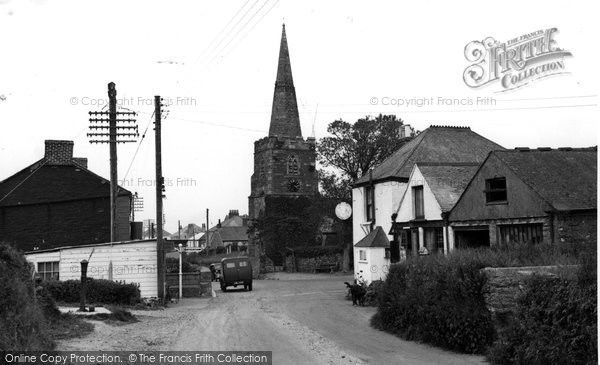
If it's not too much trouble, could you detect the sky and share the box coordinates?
[0,0,598,233]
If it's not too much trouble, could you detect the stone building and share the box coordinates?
[248,25,318,264]
[248,24,318,221]
[449,147,597,246]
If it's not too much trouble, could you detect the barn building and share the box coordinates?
[449,147,597,247]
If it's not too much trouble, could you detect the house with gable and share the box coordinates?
[449,147,597,247]
[199,209,250,254]
[351,125,504,263]
[390,162,480,257]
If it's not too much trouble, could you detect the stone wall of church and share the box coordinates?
[249,135,318,221]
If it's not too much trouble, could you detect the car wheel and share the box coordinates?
[248,283,252,291]
[221,286,226,292]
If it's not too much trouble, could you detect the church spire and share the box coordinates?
[269,24,303,138]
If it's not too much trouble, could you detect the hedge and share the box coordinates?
[0,243,53,350]
[43,278,141,305]
[371,252,495,354]
[487,259,597,365]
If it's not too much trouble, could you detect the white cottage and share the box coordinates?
[26,239,160,298]
[390,163,479,256]
[351,126,503,275]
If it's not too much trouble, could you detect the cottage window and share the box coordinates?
[413,186,424,219]
[287,155,299,175]
[37,261,59,280]
[384,248,390,259]
[359,250,367,261]
[365,186,375,222]
[485,177,507,203]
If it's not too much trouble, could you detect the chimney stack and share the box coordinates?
[72,157,88,168]
[44,140,74,165]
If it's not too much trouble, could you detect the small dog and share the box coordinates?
[344,281,366,306]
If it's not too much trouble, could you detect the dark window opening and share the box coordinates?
[365,186,375,222]
[435,227,444,252]
[413,186,424,219]
[485,177,507,203]
[455,228,490,249]
[287,155,299,175]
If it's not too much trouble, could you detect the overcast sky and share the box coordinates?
[0,0,598,233]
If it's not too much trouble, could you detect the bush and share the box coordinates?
[371,252,496,354]
[43,278,141,305]
[364,280,384,306]
[487,250,597,365]
[0,243,53,350]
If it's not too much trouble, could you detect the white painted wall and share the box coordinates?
[353,246,389,284]
[395,166,443,223]
[352,181,406,283]
[26,240,159,298]
[352,182,407,244]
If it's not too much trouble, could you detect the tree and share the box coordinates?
[317,114,414,271]
[317,114,413,199]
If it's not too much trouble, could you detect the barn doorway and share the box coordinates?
[454,227,490,248]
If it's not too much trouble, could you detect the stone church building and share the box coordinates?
[248,25,318,263]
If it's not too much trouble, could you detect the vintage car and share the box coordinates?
[219,257,252,291]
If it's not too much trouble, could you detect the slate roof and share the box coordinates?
[493,148,597,211]
[417,163,480,212]
[0,158,130,207]
[355,126,504,186]
[269,24,303,138]
[218,226,249,241]
[354,226,390,248]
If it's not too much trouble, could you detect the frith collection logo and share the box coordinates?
[463,28,572,91]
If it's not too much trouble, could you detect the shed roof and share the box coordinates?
[354,226,390,248]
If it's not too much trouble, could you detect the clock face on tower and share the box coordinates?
[287,178,300,192]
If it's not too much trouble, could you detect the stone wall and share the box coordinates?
[481,265,579,314]
[285,253,343,273]
[554,211,597,244]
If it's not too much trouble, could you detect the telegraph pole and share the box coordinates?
[87,82,138,241]
[108,83,118,242]
[206,209,210,251]
[155,95,166,300]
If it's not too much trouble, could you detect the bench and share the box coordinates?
[315,264,337,273]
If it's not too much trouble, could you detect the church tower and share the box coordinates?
[249,24,318,223]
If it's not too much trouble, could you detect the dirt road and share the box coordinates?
[59,273,486,365]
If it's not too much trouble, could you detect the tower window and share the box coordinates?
[287,155,299,175]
